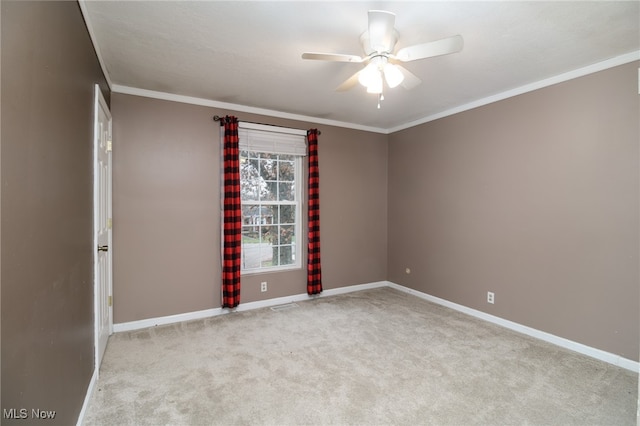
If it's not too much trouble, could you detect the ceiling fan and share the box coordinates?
[302,10,463,106]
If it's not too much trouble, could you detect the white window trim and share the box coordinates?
[239,124,305,275]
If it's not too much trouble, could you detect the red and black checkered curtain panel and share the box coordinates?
[307,129,322,295]
[221,116,241,308]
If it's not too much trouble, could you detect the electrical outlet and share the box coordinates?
[487,291,495,304]
[261,282,267,292]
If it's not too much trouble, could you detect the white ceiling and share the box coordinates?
[81,1,639,133]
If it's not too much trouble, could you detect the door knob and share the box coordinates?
[97,245,109,252]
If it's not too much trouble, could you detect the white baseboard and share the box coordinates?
[76,368,98,426]
[112,280,638,373]
[386,281,639,373]
[113,281,389,333]
[234,280,388,312]
[113,307,224,333]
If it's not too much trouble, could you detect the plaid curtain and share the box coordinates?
[307,129,322,295]
[221,116,241,308]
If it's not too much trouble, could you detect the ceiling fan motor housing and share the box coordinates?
[359,30,399,57]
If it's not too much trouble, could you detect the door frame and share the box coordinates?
[93,84,113,372]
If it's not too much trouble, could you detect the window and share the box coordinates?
[238,124,306,273]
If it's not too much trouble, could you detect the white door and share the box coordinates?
[93,84,113,371]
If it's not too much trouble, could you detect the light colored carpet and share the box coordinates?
[84,287,638,425]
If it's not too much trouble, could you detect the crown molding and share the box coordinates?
[107,50,639,136]
[388,50,640,133]
[111,85,389,134]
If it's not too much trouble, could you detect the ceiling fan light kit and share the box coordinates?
[302,9,464,107]
[360,65,383,93]
[357,58,384,93]
[382,63,404,88]
[358,56,405,94]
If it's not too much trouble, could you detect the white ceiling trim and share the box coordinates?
[81,2,639,133]
[111,85,389,134]
[78,0,112,89]
[114,50,639,136]
[387,50,640,134]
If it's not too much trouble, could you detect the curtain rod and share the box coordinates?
[213,115,321,135]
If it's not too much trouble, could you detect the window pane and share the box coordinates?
[279,245,295,266]
[260,205,276,225]
[278,160,295,181]
[263,181,277,201]
[242,204,260,219]
[242,226,259,243]
[260,158,277,180]
[259,226,274,267]
[279,182,294,201]
[280,225,294,244]
[279,205,295,224]
[240,156,261,201]
[260,225,274,243]
[242,227,261,269]
[266,246,279,268]
[241,183,259,202]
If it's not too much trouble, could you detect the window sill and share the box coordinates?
[241,265,302,276]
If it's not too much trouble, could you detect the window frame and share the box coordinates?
[238,123,306,275]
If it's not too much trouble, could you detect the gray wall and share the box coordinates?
[1,1,110,424]
[388,62,639,360]
[113,63,638,361]
[1,2,636,422]
[111,93,388,323]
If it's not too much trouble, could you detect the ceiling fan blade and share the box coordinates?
[397,65,422,90]
[335,70,362,92]
[395,35,463,62]
[302,52,364,63]
[368,10,395,52]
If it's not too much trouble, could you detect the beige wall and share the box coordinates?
[113,63,638,361]
[1,1,110,424]
[1,2,636,421]
[111,94,388,323]
[388,62,639,360]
